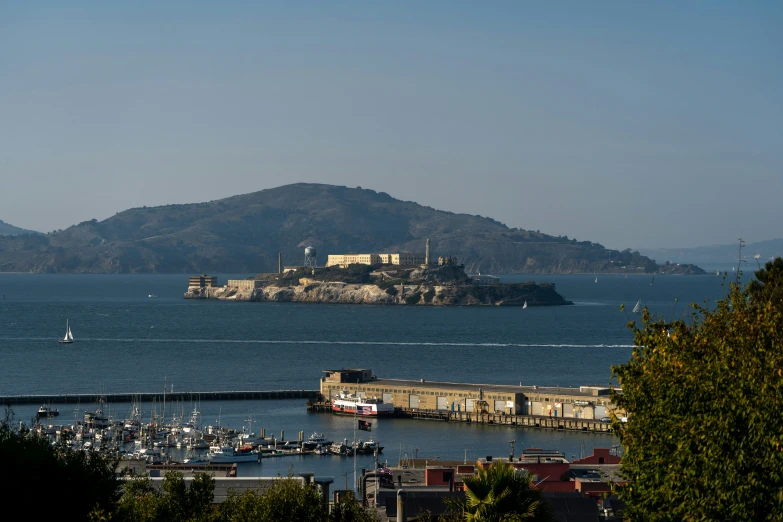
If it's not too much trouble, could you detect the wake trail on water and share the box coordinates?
[0,337,634,348]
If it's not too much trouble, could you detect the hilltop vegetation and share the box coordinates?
[0,219,39,236]
[0,183,704,274]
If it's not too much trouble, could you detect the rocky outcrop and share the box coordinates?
[184,280,573,307]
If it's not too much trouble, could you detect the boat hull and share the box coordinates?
[207,453,259,463]
[331,405,393,416]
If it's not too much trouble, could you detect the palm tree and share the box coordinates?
[448,460,556,522]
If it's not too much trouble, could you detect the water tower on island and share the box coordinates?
[304,246,317,268]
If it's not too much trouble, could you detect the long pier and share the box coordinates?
[307,401,614,434]
[0,390,319,406]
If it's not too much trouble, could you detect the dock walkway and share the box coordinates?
[0,390,319,406]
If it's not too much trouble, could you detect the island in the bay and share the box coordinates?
[185,242,572,307]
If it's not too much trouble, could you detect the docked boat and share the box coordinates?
[206,443,259,463]
[37,404,59,418]
[329,440,354,456]
[313,445,331,455]
[331,391,394,416]
[58,319,74,344]
[301,432,332,451]
[354,439,383,455]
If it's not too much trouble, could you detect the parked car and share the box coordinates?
[600,417,612,422]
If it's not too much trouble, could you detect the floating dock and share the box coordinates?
[0,389,318,406]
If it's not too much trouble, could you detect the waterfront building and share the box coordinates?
[188,274,219,288]
[226,279,263,290]
[320,369,619,420]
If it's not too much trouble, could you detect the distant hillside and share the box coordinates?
[639,239,783,266]
[0,183,705,274]
[0,219,38,236]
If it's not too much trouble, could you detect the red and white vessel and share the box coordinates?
[331,391,394,416]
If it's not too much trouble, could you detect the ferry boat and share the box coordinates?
[331,391,394,416]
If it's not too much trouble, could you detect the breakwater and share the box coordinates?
[0,389,318,406]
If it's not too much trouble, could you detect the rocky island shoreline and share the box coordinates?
[184,264,573,307]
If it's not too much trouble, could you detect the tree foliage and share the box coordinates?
[113,473,378,522]
[0,411,121,521]
[611,258,783,520]
[447,460,555,521]
[114,472,216,522]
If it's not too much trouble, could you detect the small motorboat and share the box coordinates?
[37,405,60,418]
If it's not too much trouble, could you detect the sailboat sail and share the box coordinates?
[594,277,598,283]
[522,301,528,309]
[59,319,74,343]
[632,299,642,313]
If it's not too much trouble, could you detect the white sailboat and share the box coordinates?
[59,320,74,344]
[632,299,642,314]
[594,277,598,283]
[522,301,528,309]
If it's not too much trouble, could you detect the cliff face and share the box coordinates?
[184,280,572,307]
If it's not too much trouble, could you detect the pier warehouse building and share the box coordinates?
[320,369,619,420]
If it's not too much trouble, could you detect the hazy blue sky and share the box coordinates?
[1,1,781,249]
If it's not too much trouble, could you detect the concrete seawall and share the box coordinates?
[0,389,319,406]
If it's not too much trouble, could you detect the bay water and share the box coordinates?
[0,271,736,478]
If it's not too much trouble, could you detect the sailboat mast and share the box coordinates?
[162,376,166,427]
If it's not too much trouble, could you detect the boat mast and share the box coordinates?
[162,376,166,427]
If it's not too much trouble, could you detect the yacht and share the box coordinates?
[301,432,332,451]
[206,443,259,463]
[354,439,383,455]
[331,391,394,416]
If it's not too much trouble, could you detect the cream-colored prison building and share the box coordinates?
[326,253,426,268]
[320,369,621,420]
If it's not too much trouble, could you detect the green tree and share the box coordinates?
[447,460,555,521]
[216,477,324,522]
[216,477,379,522]
[115,471,216,522]
[0,412,121,521]
[611,258,783,520]
[327,492,380,522]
